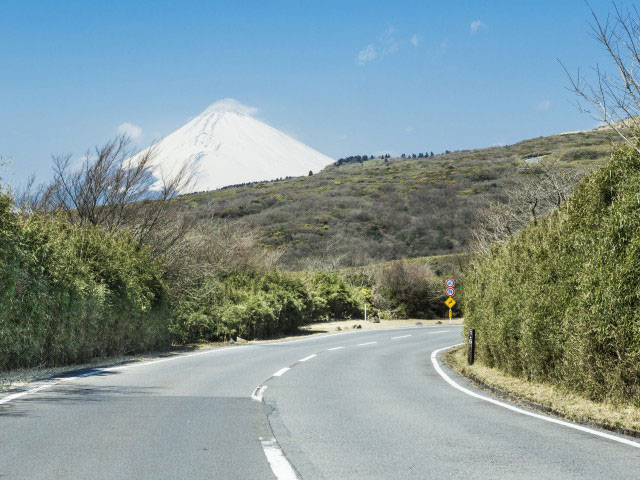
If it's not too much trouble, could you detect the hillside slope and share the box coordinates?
[178,128,619,268]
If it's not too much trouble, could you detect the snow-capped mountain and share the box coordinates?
[137,102,334,192]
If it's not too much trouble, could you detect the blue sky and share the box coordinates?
[0,0,615,185]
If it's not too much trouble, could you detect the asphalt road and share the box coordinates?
[1,325,639,479]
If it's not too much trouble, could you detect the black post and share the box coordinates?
[467,328,475,365]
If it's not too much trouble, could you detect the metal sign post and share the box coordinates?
[444,279,456,324]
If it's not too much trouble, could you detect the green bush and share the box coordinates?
[303,271,364,321]
[0,198,168,370]
[464,145,640,404]
[170,271,312,342]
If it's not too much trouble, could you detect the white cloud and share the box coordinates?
[117,122,143,139]
[337,133,348,140]
[405,126,415,134]
[410,34,421,47]
[206,98,259,116]
[357,44,377,65]
[356,26,400,65]
[536,99,551,111]
[379,26,399,55]
[470,20,487,34]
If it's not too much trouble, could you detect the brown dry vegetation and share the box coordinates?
[177,129,618,269]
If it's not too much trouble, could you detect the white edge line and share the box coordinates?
[429,331,450,334]
[260,437,300,480]
[272,367,290,377]
[357,341,378,346]
[0,384,53,405]
[391,335,412,339]
[298,354,317,362]
[431,344,640,450]
[252,385,268,402]
[328,346,344,351]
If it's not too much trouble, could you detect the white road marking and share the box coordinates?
[0,384,53,405]
[431,344,640,450]
[429,331,450,334]
[327,347,344,351]
[392,335,412,339]
[260,437,299,480]
[298,354,316,362]
[272,367,290,377]
[0,325,464,406]
[358,341,378,346]
[251,385,267,402]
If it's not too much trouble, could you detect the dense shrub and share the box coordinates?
[303,271,365,321]
[373,260,443,318]
[0,197,168,370]
[169,270,370,343]
[464,145,640,404]
[170,271,310,342]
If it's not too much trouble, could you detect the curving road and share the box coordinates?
[1,326,639,479]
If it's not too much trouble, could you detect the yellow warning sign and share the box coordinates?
[445,297,456,308]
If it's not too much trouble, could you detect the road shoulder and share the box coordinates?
[444,345,640,438]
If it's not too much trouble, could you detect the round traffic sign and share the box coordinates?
[446,287,455,297]
[446,279,455,288]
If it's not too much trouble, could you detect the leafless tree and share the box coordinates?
[162,218,285,295]
[471,160,588,252]
[562,2,640,151]
[18,135,195,254]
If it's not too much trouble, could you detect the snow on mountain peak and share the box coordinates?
[135,101,334,193]
[203,98,259,116]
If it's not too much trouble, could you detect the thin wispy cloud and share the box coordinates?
[410,34,421,47]
[405,126,415,134]
[470,20,487,34]
[117,122,143,139]
[536,99,551,111]
[356,26,400,65]
[379,26,399,55]
[357,44,377,65]
[206,98,258,116]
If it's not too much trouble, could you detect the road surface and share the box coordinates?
[1,326,639,479]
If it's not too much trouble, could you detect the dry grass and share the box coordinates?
[446,346,640,434]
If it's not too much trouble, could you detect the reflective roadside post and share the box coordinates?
[468,328,475,365]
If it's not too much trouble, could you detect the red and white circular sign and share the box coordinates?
[446,279,455,288]
[446,287,455,297]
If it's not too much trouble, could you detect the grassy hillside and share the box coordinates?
[178,128,619,269]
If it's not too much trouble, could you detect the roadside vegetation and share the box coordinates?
[0,138,451,371]
[462,3,640,410]
[464,143,640,405]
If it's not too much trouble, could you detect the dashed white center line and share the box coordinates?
[298,354,317,362]
[392,334,412,339]
[251,385,268,402]
[272,367,290,377]
[328,347,344,351]
[358,341,378,346]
